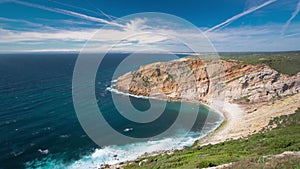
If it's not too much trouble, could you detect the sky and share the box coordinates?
[0,0,300,53]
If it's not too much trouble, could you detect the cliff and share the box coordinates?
[113,57,300,104]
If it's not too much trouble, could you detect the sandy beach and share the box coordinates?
[200,93,300,146]
[108,93,300,168]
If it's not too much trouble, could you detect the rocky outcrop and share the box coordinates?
[112,57,300,104]
[227,66,300,103]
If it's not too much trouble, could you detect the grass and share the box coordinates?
[219,51,300,76]
[125,108,300,169]
[227,155,300,169]
[241,96,250,103]
[187,51,300,76]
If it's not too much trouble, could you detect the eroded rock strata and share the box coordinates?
[113,57,300,104]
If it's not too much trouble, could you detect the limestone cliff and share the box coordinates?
[112,57,300,104]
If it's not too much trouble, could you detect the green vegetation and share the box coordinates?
[125,108,300,169]
[142,76,150,87]
[226,155,300,169]
[164,74,175,84]
[242,96,250,103]
[220,51,300,76]
[187,51,300,76]
[134,72,142,78]
[234,95,251,104]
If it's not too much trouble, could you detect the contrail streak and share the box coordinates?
[282,0,300,35]
[10,0,124,28]
[205,0,277,33]
[47,0,118,21]
[83,0,113,21]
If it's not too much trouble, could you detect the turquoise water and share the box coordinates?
[0,53,222,169]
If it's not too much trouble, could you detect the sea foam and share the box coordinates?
[26,123,221,169]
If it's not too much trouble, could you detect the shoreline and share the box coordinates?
[107,87,300,168]
[199,93,300,146]
[198,101,243,146]
[106,87,228,166]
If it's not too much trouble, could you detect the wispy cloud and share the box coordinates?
[1,21,300,53]
[0,28,97,43]
[1,1,300,53]
[0,17,57,31]
[206,23,300,52]
[281,0,300,35]
[9,0,124,28]
[0,18,166,45]
[205,0,277,33]
[0,17,43,27]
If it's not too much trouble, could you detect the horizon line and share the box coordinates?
[0,50,300,55]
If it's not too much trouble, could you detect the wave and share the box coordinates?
[26,133,200,169]
[25,85,224,169]
[38,149,49,155]
[26,120,222,169]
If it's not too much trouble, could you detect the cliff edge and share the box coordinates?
[112,57,300,104]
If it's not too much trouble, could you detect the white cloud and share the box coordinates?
[10,0,124,28]
[1,16,300,53]
[0,28,97,42]
[123,18,149,32]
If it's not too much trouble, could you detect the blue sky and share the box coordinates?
[0,0,300,52]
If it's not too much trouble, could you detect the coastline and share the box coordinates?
[107,86,300,168]
[105,87,226,167]
[199,101,243,146]
[199,93,300,146]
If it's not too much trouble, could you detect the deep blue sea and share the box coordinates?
[0,53,222,169]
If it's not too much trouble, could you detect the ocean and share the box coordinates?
[0,53,223,169]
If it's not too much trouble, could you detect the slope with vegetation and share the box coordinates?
[109,52,300,169]
[219,51,300,76]
[125,108,300,169]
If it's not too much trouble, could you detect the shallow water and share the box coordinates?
[0,53,222,169]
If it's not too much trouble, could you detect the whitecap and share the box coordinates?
[123,128,133,132]
[59,134,70,138]
[26,126,222,169]
[38,149,49,155]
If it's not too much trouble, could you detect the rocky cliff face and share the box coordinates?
[113,57,300,104]
[226,66,300,103]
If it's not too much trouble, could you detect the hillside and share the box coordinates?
[124,108,300,169]
[108,53,300,169]
[112,56,300,104]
